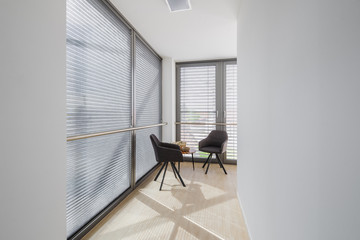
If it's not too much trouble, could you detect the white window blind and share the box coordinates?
[135,37,162,181]
[177,61,237,162]
[66,133,131,237]
[225,64,238,160]
[67,0,132,137]
[66,0,132,237]
[135,127,161,181]
[178,65,217,158]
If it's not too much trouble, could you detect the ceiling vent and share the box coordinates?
[166,0,192,12]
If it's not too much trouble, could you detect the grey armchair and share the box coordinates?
[199,130,228,174]
[150,134,186,190]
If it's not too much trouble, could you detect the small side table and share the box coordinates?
[179,148,196,171]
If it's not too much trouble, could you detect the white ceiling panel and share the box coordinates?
[110,0,238,61]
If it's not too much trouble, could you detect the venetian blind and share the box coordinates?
[66,0,131,237]
[135,37,162,181]
[178,65,217,158]
[225,64,238,160]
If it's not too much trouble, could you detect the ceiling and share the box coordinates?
[110,0,238,62]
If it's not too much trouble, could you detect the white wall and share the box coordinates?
[237,0,360,239]
[162,57,176,142]
[0,1,66,240]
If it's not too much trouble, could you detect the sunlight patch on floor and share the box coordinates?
[84,162,250,240]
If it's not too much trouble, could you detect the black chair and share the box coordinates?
[199,130,228,174]
[150,134,186,190]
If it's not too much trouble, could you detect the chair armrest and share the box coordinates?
[220,140,228,154]
[160,142,180,150]
[158,146,183,162]
[199,138,209,148]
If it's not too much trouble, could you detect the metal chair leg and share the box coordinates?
[202,153,212,168]
[154,163,165,181]
[215,154,227,175]
[205,154,212,174]
[159,162,168,191]
[170,161,178,179]
[171,162,186,187]
[192,153,195,170]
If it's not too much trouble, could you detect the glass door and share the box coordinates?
[176,62,217,159]
[176,60,237,163]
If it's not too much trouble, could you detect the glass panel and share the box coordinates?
[67,0,132,137]
[179,65,217,158]
[66,132,131,237]
[225,64,238,161]
[136,127,161,182]
[135,37,162,181]
[135,37,162,127]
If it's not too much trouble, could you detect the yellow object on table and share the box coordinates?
[174,141,186,147]
[174,141,189,153]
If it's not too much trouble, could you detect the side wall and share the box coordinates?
[0,1,66,239]
[237,0,360,239]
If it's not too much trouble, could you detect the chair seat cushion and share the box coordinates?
[199,146,222,153]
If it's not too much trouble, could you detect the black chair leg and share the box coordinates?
[202,153,212,168]
[170,162,178,179]
[160,162,168,191]
[205,154,213,174]
[215,154,227,175]
[154,163,165,181]
[192,153,195,170]
[171,162,186,187]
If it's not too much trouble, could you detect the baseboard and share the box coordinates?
[237,191,252,240]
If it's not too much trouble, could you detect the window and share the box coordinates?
[135,37,162,181]
[176,60,237,163]
[177,64,217,159]
[225,63,238,161]
[66,0,162,238]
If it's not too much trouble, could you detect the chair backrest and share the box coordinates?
[150,134,161,162]
[206,130,228,147]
